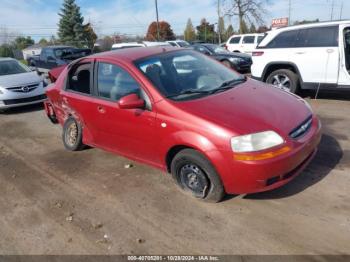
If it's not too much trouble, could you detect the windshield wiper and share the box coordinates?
[166,89,210,98]
[209,77,247,94]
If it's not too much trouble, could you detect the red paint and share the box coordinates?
[44,47,321,194]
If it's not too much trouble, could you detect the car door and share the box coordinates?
[241,35,256,54]
[59,59,99,145]
[290,26,340,84]
[89,60,158,164]
[337,24,350,86]
[227,36,241,52]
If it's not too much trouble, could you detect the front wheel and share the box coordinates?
[266,69,299,93]
[62,117,85,151]
[171,149,225,202]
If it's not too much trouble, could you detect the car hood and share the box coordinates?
[173,80,311,137]
[0,71,42,87]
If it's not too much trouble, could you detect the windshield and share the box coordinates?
[205,44,229,54]
[177,41,190,47]
[0,60,31,76]
[135,50,245,100]
[55,48,75,58]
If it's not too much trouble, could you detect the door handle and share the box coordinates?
[295,51,305,55]
[326,49,334,53]
[97,106,106,114]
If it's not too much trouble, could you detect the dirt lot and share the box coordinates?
[0,94,349,255]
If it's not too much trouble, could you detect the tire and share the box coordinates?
[170,149,225,202]
[221,60,232,69]
[266,69,299,94]
[62,117,85,151]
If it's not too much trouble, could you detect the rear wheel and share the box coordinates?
[62,117,85,151]
[221,60,232,68]
[171,149,225,202]
[266,69,299,93]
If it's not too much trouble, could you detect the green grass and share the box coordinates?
[19,59,28,65]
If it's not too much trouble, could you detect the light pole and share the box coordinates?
[155,0,160,41]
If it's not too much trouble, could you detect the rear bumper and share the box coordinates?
[216,116,322,194]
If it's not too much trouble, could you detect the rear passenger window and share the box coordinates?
[97,63,141,101]
[229,37,241,44]
[242,36,255,44]
[296,26,338,47]
[67,63,91,95]
[266,30,298,48]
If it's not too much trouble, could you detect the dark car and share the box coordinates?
[192,44,252,73]
[44,47,321,202]
[28,46,91,73]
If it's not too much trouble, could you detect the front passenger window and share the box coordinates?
[97,63,141,101]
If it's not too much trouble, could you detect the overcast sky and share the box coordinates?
[0,0,348,41]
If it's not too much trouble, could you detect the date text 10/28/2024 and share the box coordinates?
[128,256,220,261]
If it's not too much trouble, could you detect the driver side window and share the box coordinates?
[97,62,141,101]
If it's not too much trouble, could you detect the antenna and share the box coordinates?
[340,1,343,20]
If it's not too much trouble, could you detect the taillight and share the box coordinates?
[252,51,264,56]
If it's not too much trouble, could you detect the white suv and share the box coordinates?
[226,33,264,54]
[251,21,350,93]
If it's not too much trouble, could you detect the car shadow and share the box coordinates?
[242,134,343,200]
[1,103,44,115]
[301,90,350,101]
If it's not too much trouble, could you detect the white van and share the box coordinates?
[226,33,264,54]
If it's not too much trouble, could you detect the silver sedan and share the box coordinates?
[0,58,47,111]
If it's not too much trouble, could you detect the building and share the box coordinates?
[22,44,43,60]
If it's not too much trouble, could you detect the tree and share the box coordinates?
[146,21,176,41]
[184,18,196,42]
[38,38,49,46]
[83,23,98,49]
[100,36,114,51]
[223,0,267,34]
[58,0,86,47]
[249,24,257,33]
[293,19,319,25]
[225,25,234,41]
[240,19,249,34]
[218,17,226,43]
[13,36,34,50]
[196,18,215,43]
[0,44,14,57]
[257,25,269,33]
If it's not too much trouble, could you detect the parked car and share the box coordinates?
[112,43,145,50]
[111,42,171,50]
[226,33,264,54]
[0,58,47,111]
[251,20,350,93]
[192,43,252,73]
[167,40,191,47]
[27,46,91,73]
[44,47,321,202]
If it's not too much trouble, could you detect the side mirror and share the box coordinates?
[118,94,145,109]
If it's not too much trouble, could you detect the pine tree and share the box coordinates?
[58,0,86,47]
[225,25,234,40]
[184,18,196,42]
[249,24,257,33]
[218,17,226,42]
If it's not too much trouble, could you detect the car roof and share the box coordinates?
[89,46,180,62]
[0,57,15,62]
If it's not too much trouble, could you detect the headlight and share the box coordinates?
[229,57,244,64]
[231,131,284,153]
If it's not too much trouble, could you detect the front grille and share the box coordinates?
[6,83,40,93]
[289,116,313,139]
[3,94,46,105]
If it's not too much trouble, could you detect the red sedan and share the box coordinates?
[44,47,321,202]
